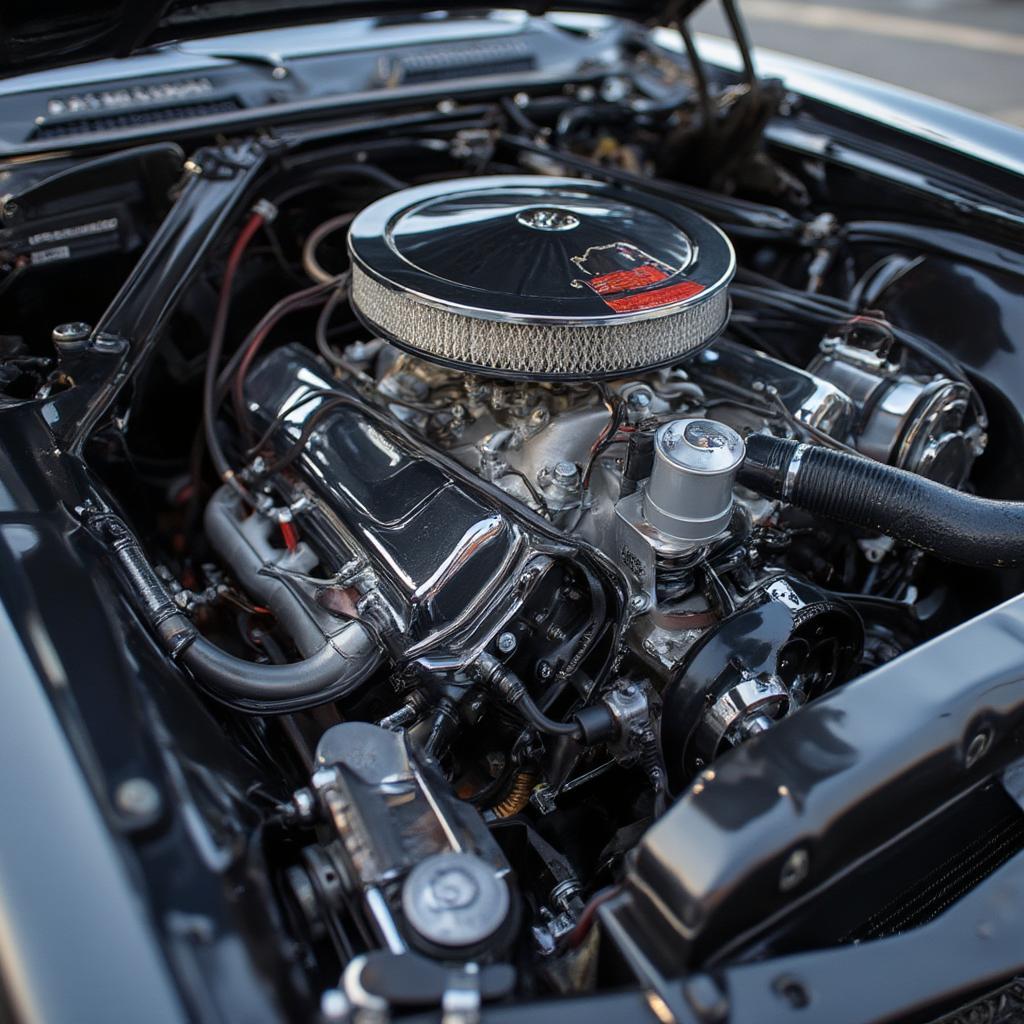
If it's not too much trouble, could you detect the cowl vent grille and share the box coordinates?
[32,98,242,139]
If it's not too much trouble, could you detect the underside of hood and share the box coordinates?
[0,0,705,77]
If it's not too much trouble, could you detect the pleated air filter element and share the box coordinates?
[347,175,735,381]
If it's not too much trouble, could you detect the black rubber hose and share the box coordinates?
[739,433,1024,569]
[178,635,378,713]
[512,689,581,739]
[476,653,582,739]
[500,133,804,239]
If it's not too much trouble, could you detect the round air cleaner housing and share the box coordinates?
[347,175,734,381]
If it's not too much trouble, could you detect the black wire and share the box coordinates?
[500,132,805,239]
[730,281,979,398]
[258,396,351,475]
[720,0,761,106]
[258,220,308,287]
[765,388,861,455]
[679,19,716,138]
[245,386,338,459]
[735,267,851,311]
[314,278,374,384]
[582,395,626,489]
[502,468,552,517]
[202,216,263,508]
[215,280,337,405]
[824,590,919,618]
[500,95,541,136]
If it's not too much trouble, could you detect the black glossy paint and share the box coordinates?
[0,141,319,1021]
[625,591,1024,971]
[0,597,187,1024]
[0,396,314,1021]
[0,1,706,77]
[432,840,1024,1023]
[660,577,862,780]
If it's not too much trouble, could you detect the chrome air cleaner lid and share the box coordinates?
[347,175,734,381]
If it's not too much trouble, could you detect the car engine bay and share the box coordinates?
[2,8,1024,1021]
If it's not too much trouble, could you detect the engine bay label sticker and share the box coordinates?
[587,263,705,312]
[27,217,119,247]
[46,79,215,117]
[30,245,70,264]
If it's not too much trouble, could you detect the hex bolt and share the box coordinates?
[965,728,993,768]
[779,848,810,892]
[289,788,316,823]
[497,631,518,655]
[773,975,810,1009]
[114,777,162,822]
[553,461,579,484]
[320,989,351,1021]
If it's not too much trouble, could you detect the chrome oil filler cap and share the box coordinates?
[644,418,745,543]
[401,852,510,949]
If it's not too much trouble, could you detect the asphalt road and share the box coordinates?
[691,0,1024,126]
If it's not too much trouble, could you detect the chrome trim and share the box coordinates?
[783,443,810,500]
[347,176,735,328]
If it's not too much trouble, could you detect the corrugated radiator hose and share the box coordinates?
[738,433,1024,569]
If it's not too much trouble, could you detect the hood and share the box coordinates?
[0,0,705,77]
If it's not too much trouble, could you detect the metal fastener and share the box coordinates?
[52,322,92,352]
[114,777,162,822]
[553,461,579,483]
[966,728,993,768]
[779,848,810,892]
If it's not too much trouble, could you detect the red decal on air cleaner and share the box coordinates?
[589,264,669,294]
[605,280,705,312]
[586,263,705,312]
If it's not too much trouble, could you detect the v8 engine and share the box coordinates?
[80,160,1019,1013]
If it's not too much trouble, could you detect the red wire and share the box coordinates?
[229,282,334,440]
[230,212,265,274]
[566,885,621,948]
[210,212,264,389]
[279,519,300,552]
[202,210,265,502]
